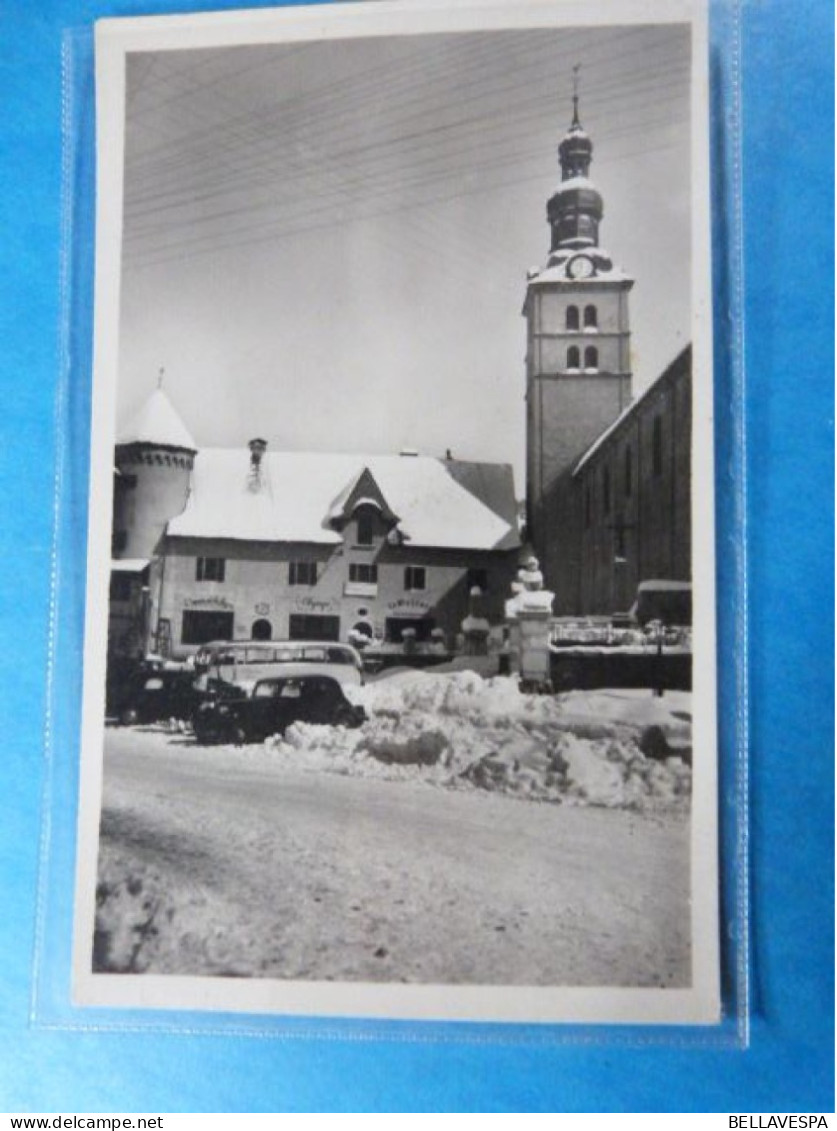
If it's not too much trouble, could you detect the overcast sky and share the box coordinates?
[117,22,692,489]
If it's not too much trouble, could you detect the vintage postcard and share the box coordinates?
[73,0,719,1023]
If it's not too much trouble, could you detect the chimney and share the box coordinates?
[248,438,268,466]
[247,438,268,491]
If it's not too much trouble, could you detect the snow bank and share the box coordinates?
[94,851,237,975]
[262,671,692,810]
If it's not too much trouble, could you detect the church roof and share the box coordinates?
[117,388,197,451]
[167,450,520,552]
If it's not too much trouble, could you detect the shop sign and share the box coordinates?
[184,596,233,609]
[386,597,431,614]
[293,595,337,614]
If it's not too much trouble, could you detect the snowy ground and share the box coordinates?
[94,670,692,987]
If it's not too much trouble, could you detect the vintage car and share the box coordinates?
[192,674,367,745]
[113,666,201,726]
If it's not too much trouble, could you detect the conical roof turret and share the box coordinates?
[117,387,197,452]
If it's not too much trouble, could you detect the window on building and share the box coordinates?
[567,346,580,370]
[584,345,599,370]
[652,416,663,476]
[603,465,611,515]
[467,567,489,593]
[404,566,426,591]
[181,609,234,645]
[109,573,132,602]
[288,614,341,641]
[112,530,128,553]
[349,563,378,584]
[251,618,272,641]
[196,557,225,582]
[625,445,633,496]
[584,304,598,328]
[289,560,318,586]
[614,526,627,559]
[566,305,579,330]
[356,509,376,545]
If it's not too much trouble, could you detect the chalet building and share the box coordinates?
[109,389,520,659]
[524,86,691,616]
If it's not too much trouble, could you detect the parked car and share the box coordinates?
[116,667,201,726]
[630,579,692,627]
[192,674,367,745]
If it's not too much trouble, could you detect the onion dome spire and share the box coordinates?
[547,65,604,254]
[559,64,593,180]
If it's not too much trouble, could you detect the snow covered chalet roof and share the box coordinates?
[117,389,197,451]
[168,450,520,551]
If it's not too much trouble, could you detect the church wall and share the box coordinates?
[532,467,583,615]
[537,334,626,375]
[537,285,630,338]
[528,286,632,376]
[527,371,631,550]
[575,347,692,615]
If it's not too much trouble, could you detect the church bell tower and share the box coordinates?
[524,71,634,609]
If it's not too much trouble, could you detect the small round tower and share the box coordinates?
[113,387,197,560]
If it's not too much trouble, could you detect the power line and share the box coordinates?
[122,96,689,254]
[127,138,683,269]
[123,62,688,221]
[117,28,691,270]
[124,27,681,191]
[122,72,689,240]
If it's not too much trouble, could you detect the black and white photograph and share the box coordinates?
[74,0,719,1023]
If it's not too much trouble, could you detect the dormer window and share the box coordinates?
[356,510,376,545]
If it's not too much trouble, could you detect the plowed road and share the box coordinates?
[95,726,691,989]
